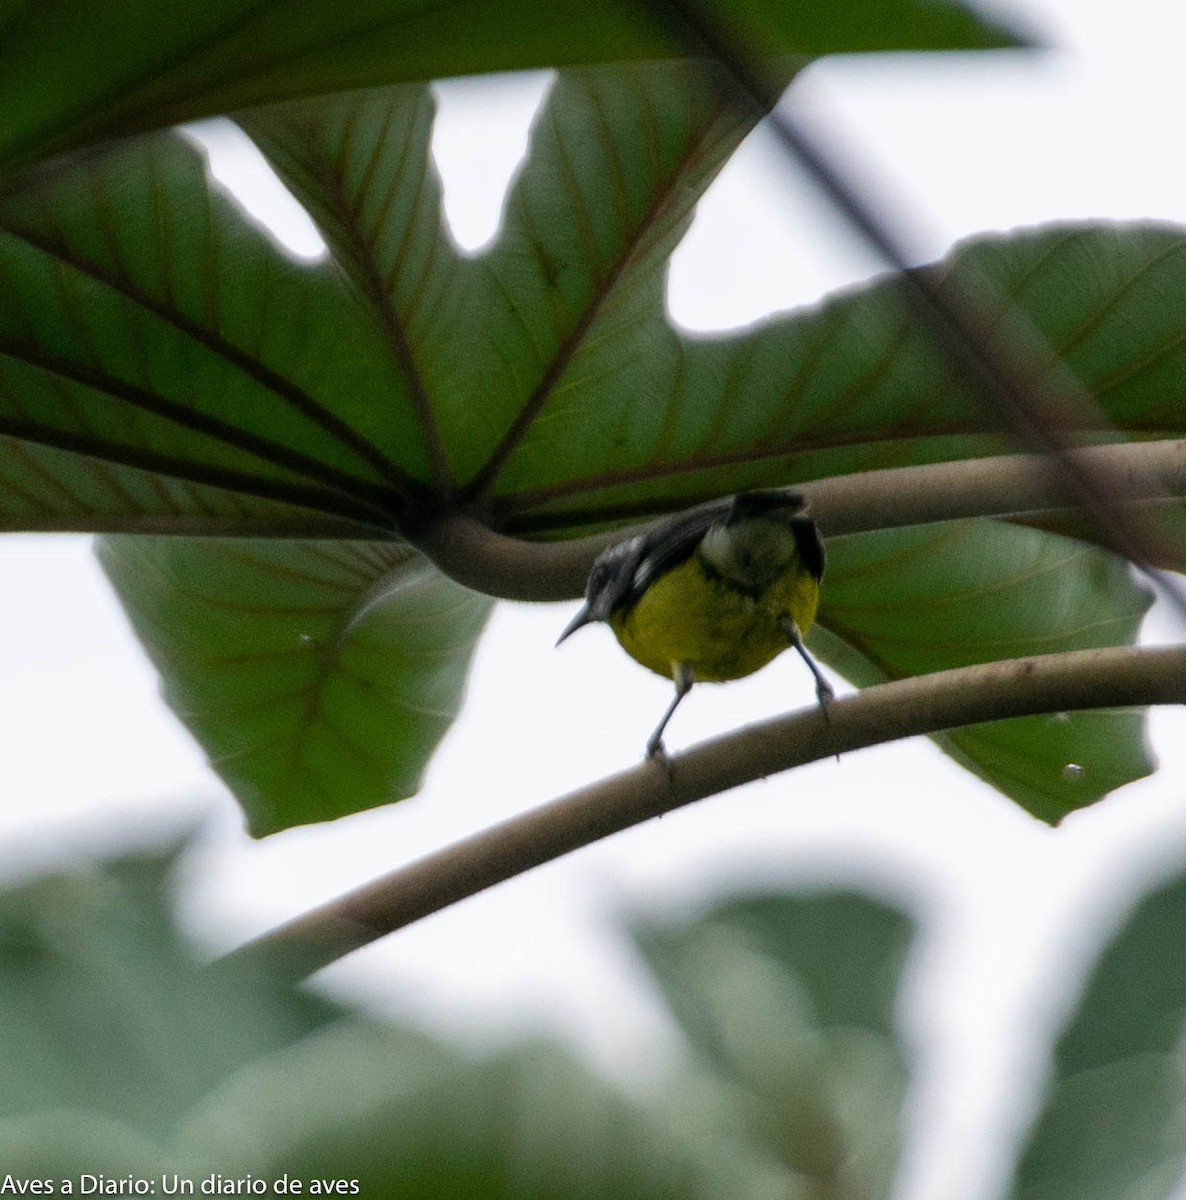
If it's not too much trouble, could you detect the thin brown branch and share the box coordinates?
[804,439,1186,538]
[221,644,1186,983]
[419,439,1186,601]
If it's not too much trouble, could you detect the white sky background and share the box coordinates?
[2,2,1186,1198]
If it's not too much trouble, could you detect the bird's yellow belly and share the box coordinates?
[609,558,820,683]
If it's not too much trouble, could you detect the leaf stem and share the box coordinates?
[419,439,1186,601]
[220,643,1186,983]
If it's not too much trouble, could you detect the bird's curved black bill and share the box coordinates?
[556,602,593,646]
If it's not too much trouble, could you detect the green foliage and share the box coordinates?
[0,842,917,1198]
[0,4,1174,834]
[0,0,1022,177]
[0,131,420,534]
[817,520,1154,821]
[3,4,1185,1197]
[97,539,492,835]
[634,892,914,1198]
[0,842,337,1141]
[30,838,1186,1200]
[1009,871,1186,1200]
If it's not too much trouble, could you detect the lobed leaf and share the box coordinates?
[97,537,493,835]
[816,519,1155,822]
[0,131,428,536]
[241,62,768,491]
[0,0,1023,178]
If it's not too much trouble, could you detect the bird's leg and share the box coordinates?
[646,662,694,760]
[781,617,834,709]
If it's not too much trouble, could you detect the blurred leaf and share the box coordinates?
[0,842,792,1196]
[183,1027,783,1199]
[0,842,338,1150]
[0,0,1023,177]
[98,538,492,836]
[0,1112,171,1183]
[1008,868,1186,1200]
[634,891,915,1199]
[815,520,1155,823]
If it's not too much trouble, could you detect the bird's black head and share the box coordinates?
[725,490,806,524]
[555,537,643,644]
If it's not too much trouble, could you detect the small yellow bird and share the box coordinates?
[557,489,831,758]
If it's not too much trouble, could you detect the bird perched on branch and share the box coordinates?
[557,489,832,759]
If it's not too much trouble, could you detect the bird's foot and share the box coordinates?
[815,677,834,726]
[645,738,674,779]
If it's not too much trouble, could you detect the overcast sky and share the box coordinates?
[3,2,1186,1199]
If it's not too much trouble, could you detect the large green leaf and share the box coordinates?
[97,538,492,835]
[485,221,1186,532]
[0,841,791,1197]
[1007,867,1186,1200]
[815,520,1155,823]
[4,62,1184,829]
[633,891,915,1200]
[12,101,1186,541]
[0,130,427,536]
[0,0,1022,178]
[240,63,768,492]
[0,842,339,1143]
[240,78,1186,539]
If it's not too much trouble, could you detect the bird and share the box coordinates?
[556,489,832,759]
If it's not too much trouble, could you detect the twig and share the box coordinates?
[417,439,1186,601]
[221,644,1186,983]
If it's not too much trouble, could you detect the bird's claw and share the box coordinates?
[645,739,674,779]
[816,678,834,724]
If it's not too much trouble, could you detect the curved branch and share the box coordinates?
[805,438,1186,539]
[417,439,1186,601]
[221,643,1186,983]
[415,510,607,601]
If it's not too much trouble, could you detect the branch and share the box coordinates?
[417,439,1186,601]
[221,643,1186,983]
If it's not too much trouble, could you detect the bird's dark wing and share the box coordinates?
[790,516,825,582]
[621,498,736,606]
[630,490,816,598]
[582,501,731,618]
[590,489,816,615]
